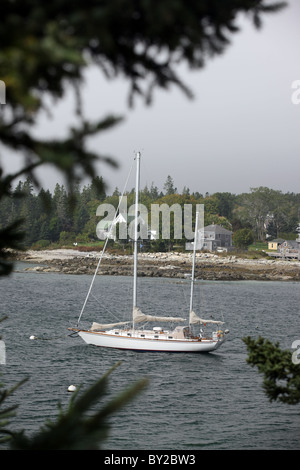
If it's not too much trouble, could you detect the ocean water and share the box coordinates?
[1,263,300,450]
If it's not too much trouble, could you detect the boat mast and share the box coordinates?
[132,151,141,328]
[189,211,199,318]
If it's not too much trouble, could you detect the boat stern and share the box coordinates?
[212,328,229,348]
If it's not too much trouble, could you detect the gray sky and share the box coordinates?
[3,0,300,195]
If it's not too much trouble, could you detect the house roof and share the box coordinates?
[203,224,232,234]
[282,240,299,249]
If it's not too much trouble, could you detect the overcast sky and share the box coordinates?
[3,0,300,195]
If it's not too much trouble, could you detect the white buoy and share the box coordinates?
[68,385,77,392]
[30,335,37,340]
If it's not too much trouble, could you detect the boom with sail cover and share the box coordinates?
[133,307,186,324]
[91,321,131,330]
[189,310,224,325]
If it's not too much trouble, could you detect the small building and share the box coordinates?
[279,240,300,257]
[186,224,233,251]
[268,237,300,259]
[268,238,284,250]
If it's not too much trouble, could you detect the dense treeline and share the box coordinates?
[0,175,299,250]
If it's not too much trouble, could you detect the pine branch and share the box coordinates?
[243,336,300,405]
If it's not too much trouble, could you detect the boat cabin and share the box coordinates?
[171,326,190,339]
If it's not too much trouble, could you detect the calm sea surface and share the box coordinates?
[1,262,300,450]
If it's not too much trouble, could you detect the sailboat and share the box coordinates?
[68,152,228,352]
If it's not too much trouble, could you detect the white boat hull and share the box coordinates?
[71,329,226,353]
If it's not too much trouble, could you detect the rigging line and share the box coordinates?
[89,291,127,322]
[179,278,189,312]
[76,157,135,326]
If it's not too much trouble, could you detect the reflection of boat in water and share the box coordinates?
[69,152,229,352]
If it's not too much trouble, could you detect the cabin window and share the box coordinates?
[140,334,145,337]
[154,335,159,338]
[114,331,119,335]
[168,336,173,339]
[127,333,131,336]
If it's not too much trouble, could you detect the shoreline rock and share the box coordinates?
[11,249,300,281]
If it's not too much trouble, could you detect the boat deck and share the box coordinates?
[69,326,217,343]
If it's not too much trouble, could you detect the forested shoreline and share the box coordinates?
[0,175,299,251]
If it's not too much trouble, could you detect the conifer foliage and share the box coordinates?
[0,0,286,272]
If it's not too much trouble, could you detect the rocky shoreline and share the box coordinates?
[13,249,300,281]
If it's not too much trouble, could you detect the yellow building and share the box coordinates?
[268,238,284,250]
